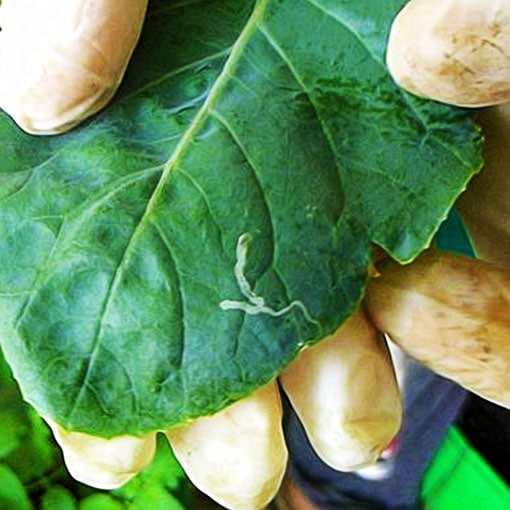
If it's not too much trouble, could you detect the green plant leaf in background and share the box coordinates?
[41,486,77,510]
[0,0,482,436]
[112,434,187,510]
[0,464,32,510]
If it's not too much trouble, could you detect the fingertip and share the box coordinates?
[166,382,288,510]
[43,417,157,489]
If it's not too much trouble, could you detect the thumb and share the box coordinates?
[0,0,147,134]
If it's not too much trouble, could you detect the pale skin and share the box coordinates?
[386,0,510,107]
[2,1,510,509]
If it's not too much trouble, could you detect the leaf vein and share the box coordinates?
[152,221,186,371]
[258,25,344,190]
[65,1,272,421]
[209,108,276,244]
[303,0,472,168]
[175,167,225,250]
[120,47,232,104]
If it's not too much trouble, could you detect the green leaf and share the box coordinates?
[79,494,123,510]
[0,464,33,510]
[41,486,78,510]
[123,488,185,510]
[0,0,482,435]
[0,411,25,459]
[2,410,58,485]
[0,346,60,482]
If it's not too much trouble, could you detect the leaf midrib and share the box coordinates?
[65,0,269,423]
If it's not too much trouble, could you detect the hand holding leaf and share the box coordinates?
[1,1,505,509]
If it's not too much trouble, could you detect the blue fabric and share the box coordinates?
[284,359,468,509]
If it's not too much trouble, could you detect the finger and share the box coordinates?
[458,104,510,267]
[166,381,287,510]
[44,417,156,489]
[0,0,148,134]
[279,309,402,471]
[366,250,510,408]
[386,0,510,107]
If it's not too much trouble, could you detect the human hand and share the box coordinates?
[1,1,510,509]
[0,2,402,507]
[43,307,403,510]
[373,0,510,407]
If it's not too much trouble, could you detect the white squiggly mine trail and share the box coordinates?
[220,234,321,330]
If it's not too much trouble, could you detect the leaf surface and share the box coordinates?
[0,0,482,435]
